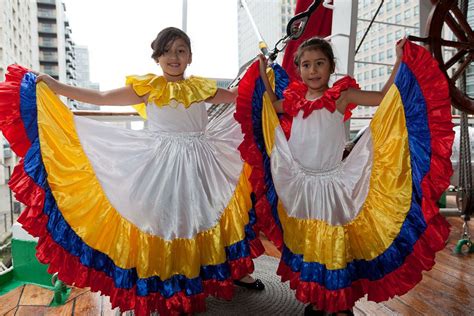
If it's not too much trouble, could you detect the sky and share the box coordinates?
[62,0,239,91]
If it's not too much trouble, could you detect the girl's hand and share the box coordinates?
[258,53,268,76]
[395,37,407,61]
[33,71,57,87]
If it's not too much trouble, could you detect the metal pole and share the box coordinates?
[239,0,269,55]
[7,166,12,226]
[182,0,188,33]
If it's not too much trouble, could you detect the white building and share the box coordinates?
[0,0,39,81]
[74,45,100,110]
[353,0,421,117]
[37,0,78,108]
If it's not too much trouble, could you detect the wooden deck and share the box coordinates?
[0,217,472,315]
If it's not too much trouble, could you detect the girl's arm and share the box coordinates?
[341,38,406,108]
[258,54,284,113]
[36,73,145,106]
[206,87,238,104]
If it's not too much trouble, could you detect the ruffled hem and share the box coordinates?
[282,76,359,121]
[276,214,449,312]
[235,61,284,250]
[2,64,263,315]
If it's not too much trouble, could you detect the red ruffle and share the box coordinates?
[0,65,32,157]
[235,61,284,250]
[402,41,454,225]
[282,76,359,121]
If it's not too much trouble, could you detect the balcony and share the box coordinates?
[39,40,57,49]
[37,10,56,20]
[38,24,57,34]
[37,0,56,5]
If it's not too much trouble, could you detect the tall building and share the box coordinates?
[0,0,39,81]
[353,0,420,117]
[237,0,296,68]
[37,0,78,108]
[75,45,100,110]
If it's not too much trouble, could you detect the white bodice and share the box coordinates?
[146,100,209,132]
[287,108,346,171]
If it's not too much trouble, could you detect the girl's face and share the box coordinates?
[298,49,333,97]
[157,38,192,82]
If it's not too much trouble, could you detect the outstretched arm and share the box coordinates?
[206,87,238,104]
[35,73,144,106]
[341,38,406,108]
[258,54,284,113]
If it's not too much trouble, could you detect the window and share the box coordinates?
[371,54,376,62]
[372,84,377,90]
[395,29,402,38]
[387,48,393,59]
[378,36,385,45]
[379,67,384,76]
[395,13,401,23]
[387,33,393,43]
[405,9,411,19]
[371,69,377,77]
[414,5,419,16]
[379,51,385,61]
[364,71,369,80]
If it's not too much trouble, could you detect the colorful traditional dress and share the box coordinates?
[0,68,264,315]
[235,41,454,312]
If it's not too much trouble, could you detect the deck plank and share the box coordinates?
[15,304,73,316]
[18,284,54,305]
[73,290,102,315]
[0,285,23,315]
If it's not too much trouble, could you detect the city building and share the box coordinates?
[74,45,100,110]
[37,0,78,108]
[0,0,39,81]
[353,0,421,117]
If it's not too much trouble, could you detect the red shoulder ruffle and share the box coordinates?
[282,76,359,121]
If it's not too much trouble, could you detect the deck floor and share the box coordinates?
[0,217,472,315]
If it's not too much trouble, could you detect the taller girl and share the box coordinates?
[0,27,265,315]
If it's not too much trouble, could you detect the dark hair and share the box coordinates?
[151,27,191,61]
[294,37,335,72]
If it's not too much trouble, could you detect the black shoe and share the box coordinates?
[304,304,325,316]
[233,278,265,291]
[328,310,354,316]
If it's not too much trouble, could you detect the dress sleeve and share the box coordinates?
[331,76,360,121]
[125,74,159,119]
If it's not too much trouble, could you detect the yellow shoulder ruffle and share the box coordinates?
[125,74,218,119]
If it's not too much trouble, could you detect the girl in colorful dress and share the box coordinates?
[235,37,454,315]
[0,27,265,315]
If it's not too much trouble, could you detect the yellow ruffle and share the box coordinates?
[125,74,218,119]
[263,85,413,270]
[36,82,251,280]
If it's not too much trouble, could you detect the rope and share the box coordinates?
[355,0,385,55]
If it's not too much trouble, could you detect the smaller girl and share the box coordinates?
[235,37,454,315]
[0,27,265,316]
